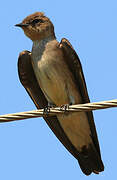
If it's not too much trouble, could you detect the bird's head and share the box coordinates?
[15,12,55,41]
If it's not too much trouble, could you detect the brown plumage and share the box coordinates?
[16,12,55,41]
[16,12,104,175]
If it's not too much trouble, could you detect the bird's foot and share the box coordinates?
[43,102,56,116]
[43,107,50,116]
[60,104,70,114]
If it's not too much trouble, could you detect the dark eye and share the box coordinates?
[32,19,43,25]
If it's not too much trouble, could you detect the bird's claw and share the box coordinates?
[43,107,51,116]
[43,102,56,116]
[60,104,69,113]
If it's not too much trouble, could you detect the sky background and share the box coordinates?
[0,0,117,179]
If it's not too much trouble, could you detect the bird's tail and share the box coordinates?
[77,144,104,175]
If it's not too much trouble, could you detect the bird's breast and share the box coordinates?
[31,40,92,150]
[31,46,81,106]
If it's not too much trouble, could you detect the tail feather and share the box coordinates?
[77,144,104,175]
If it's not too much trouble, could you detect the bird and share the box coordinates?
[16,12,104,175]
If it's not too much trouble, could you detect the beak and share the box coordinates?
[15,23,29,28]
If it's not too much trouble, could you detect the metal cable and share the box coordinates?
[0,99,117,122]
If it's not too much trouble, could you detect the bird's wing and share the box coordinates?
[59,38,104,174]
[18,50,83,161]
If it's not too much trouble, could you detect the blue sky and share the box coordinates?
[0,0,117,179]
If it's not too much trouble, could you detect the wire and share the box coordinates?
[0,99,117,122]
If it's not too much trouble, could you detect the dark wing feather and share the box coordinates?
[59,38,104,174]
[18,48,104,175]
[17,50,82,162]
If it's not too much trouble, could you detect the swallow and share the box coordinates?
[16,12,104,175]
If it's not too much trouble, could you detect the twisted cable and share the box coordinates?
[0,99,117,122]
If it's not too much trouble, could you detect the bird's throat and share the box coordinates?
[32,36,56,62]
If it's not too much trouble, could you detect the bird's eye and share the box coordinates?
[32,19,43,25]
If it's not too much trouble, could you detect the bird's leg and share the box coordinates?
[60,103,72,114]
[48,101,56,108]
[43,102,56,115]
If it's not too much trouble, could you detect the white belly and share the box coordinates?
[31,39,92,150]
[31,49,82,106]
